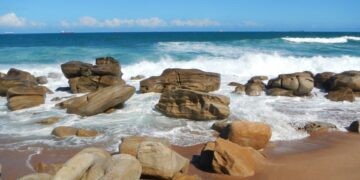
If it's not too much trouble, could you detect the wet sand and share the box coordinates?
[1,132,360,180]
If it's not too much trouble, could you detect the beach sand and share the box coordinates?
[1,132,360,180]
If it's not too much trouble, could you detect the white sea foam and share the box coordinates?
[282,36,360,44]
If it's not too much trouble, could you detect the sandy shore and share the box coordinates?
[1,132,360,180]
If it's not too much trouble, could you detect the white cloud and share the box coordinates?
[242,21,262,27]
[171,19,220,27]
[0,12,45,28]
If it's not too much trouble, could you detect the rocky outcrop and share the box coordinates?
[140,68,220,93]
[314,72,335,90]
[137,141,189,179]
[100,154,142,180]
[0,68,38,96]
[245,82,265,96]
[51,126,98,137]
[228,121,272,150]
[267,72,314,96]
[302,121,337,134]
[348,120,360,133]
[7,86,46,111]
[36,117,61,125]
[155,89,230,120]
[211,138,265,177]
[327,71,360,92]
[325,88,355,102]
[61,57,125,93]
[233,84,245,94]
[57,85,135,116]
[119,136,170,157]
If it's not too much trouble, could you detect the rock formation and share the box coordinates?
[267,72,314,96]
[7,86,46,111]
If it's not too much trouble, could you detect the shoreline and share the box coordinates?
[1,132,360,179]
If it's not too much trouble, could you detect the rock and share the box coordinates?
[155,89,230,120]
[119,136,170,157]
[100,154,142,180]
[6,86,46,111]
[36,117,61,125]
[247,76,268,83]
[51,126,98,138]
[19,173,52,180]
[137,141,189,179]
[303,121,337,134]
[211,119,230,133]
[314,72,335,90]
[140,68,220,93]
[57,85,135,116]
[348,120,360,133]
[325,88,355,102]
[173,173,201,180]
[267,72,314,96]
[130,75,145,80]
[0,68,38,96]
[228,121,272,150]
[35,162,63,175]
[245,82,265,96]
[61,57,125,93]
[328,71,360,92]
[198,142,215,171]
[53,147,110,180]
[212,138,265,177]
[36,76,48,84]
[228,82,243,86]
[266,88,294,97]
[233,84,246,94]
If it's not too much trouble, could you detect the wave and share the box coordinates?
[282,36,360,44]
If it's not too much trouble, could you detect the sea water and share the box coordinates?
[0,32,360,151]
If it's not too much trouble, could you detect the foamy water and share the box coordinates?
[282,36,360,44]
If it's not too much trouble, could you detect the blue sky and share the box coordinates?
[0,0,359,33]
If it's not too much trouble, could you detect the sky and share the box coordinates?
[0,0,359,33]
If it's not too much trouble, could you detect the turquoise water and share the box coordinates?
[0,32,360,150]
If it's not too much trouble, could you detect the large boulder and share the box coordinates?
[140,68,220,93]
[325,88,355,102]
[314,72,335,90]
[7,86,46,111]
[57,85,135,116]
[0,68,37,96]
[228,121,272,150]
[328,71,360,92]
[119,136,170,157]
[155,89,230,120]
[61,57,125,93]
[245,82,265,96]
[211,138,265,177]
[267,72,314,96]
[100,154,142,180]
[137,141,189,179]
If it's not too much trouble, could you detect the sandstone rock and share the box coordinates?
[57,85,135,116]
[35,162,63,175]
[325,88,355,102]
[173,173,201,180]
[130,75,145,80]
[36,117,61,125]
[303,121,337,134]
[228,82,243,86]
[328,71,360,91]
[247,76,268,83]
[19,173,52,180]
[314,72,335,90]
[267,72,314,96]
[198,142,215,171]
[61,61,93,78]
[245,82,265,96]
[228,121,272,150]
[100,154,142,180]
[266,88,294,97]
[348,120,360,133]
[0,68,38,96]
[36,76,48,84]
[51,126,98,138]
[211,119,230,133]
[155,89,230,120]
[137,141,189,179]
[53,147,110,180]
[7,86,46,98]
[7,95,44,111]
[119,136,170,157]
[140,68,220,93]
[212,138,264,177]
[233,84,246,94]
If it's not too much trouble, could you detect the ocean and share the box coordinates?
[0,32,360,151]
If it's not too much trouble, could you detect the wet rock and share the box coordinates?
[303,121,337,134]
[61,57,125,93]
[57,85,135,116]
[211,119,230,133]
[35,162,63,175]
[101,154,142,180]
[348,120,360,133]
[155,89,230,120]
[314,72,335,90]
[267,72,314,96]
[53,147,110,180]
[7,86,46,111]
[130,75,145,80]
[119,136,170,157]
[140,68,220,93]
[137,141,189,179]
[36,117,61,125]
[19,173,52,180]
[211,138,265,177]
[51,126,98,138]
[228,82,243,86]
[233,84,246,94]
[247,76,268,83]
[325,88,355,102]
[228,121,272,150]
[266,88,294,97]
[328,71,360,92]
[245,82,265,96]
[55,87,71,92]
[0,68,38,96]
[36,76,48,84]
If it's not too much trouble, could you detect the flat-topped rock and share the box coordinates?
[0,68,38,96]
[119,136,170,157]
[155,89,230,120]
[7,86,46,111]
[140,68,220,93]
